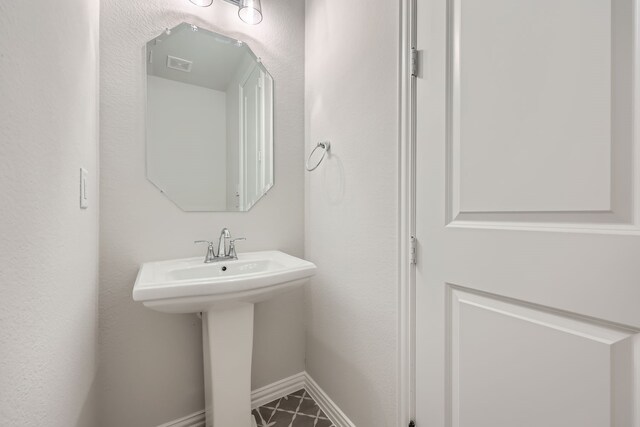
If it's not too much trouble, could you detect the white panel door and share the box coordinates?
[414,0,640,426]
[240,66,262,209]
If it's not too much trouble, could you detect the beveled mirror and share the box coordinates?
[145,23,274,211]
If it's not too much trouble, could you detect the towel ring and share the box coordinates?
[306,141,331,171]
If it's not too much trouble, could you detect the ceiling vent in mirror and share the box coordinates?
[167,56,193,73]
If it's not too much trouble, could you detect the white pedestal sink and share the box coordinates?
[133,251,316,427]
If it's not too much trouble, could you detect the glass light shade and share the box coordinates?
[238,0,263,24]
[189,0,214,6]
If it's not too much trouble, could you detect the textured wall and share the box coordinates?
[98,0,306,426]
[0,1,100,426]
[304,0,400,425]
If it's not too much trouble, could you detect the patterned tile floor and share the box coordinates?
[252,389,336,427]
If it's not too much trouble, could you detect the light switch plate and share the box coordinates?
[80,168,88,209]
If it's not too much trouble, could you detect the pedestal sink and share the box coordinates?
[133,250,316,427]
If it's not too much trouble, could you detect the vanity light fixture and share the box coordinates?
[238,0,263,25]
[189,0,214,6]
[188,0,263,25]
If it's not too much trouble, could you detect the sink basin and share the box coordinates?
[133,250,316,427]
[133,250,316,313]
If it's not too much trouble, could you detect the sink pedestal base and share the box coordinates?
[202,303,255,427]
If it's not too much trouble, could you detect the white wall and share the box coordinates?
[147,76,227,211]
[0,1,100,426]
[305,0,400,425]
[99,0,306,426]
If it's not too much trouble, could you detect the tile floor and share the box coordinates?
[252,389,336,427]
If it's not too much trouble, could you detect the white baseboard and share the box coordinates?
[304,373,356,427]
[251,371,307,409]
[156,410,205,427]
[158,371,354,427]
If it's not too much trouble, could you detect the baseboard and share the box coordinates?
[158,371,354,427]
[303,373,356,427]
[156,410,205,427]
[251,371,307,409]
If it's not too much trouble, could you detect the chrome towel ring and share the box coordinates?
[306,141,331,171]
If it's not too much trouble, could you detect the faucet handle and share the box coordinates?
[195,240,217,262]
[228,238,245,259]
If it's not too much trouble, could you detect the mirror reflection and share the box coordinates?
[146,23,274,211]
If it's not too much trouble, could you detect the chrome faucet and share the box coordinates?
[195,228,245,263]
[217,228,231,259]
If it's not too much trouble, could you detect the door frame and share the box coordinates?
[398,0,417,425]
[396,1,640,425]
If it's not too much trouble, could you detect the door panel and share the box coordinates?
[456,0,612,214]
[449,286,637,427]
[240,66,262,209]
[414,0,640,425]
[448,0,635,225]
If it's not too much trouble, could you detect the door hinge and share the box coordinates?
[409,421,416,427]
[410,235,417,265]
[411,47,419,77]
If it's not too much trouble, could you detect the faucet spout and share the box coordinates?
[217,228,231,257]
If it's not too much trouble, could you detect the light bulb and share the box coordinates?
[189,0,214,6]
[238,0,263,25]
